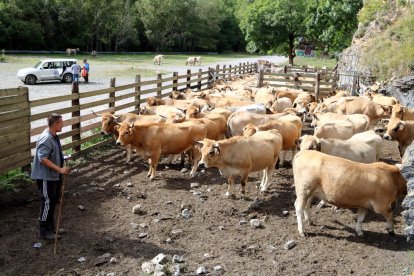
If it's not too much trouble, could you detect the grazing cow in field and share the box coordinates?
[153,55,164,65]
[299,130,382,163]
[116,121,207,179]
[335,97,391,124]
[383,118,414,157]
[66,48,79,56]
[185,56,201,66]
[391,104,414,121]
[196,130,283,196]
[293,150,407,237]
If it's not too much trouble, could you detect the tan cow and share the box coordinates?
[153,55,164,65]
[314,120,356,140]
[116,121,207,179]
[196,129,283,196]
[335,97,391,124]
[391,104,414,121]
[96,112,164,163]
[66,48,79,56]
[299,130,382,163]
[275,89,306,102]
[311,112,370,133]
[139,105,185,117]
[293,150,407,237]
[227,111,289,136]
[383,118,414,157]
[271,97,293,113]
[243,120,299,166]
[368,92,399,106]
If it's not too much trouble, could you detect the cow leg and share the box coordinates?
[355,208,368,236]
[375,205,395,235]
[225,176,235,198]
[295,196,308,237]
[149,153,160,180]
[190,148,201,177]
[259,169,267,190]
[241,173,248,195]
[147,158,153,178]
[279,151,286,167]
[125,144,133,164]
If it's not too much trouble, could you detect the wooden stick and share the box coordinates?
[54,168,67,254]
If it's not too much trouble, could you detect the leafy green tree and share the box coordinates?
[305,0,363,54]
[240,0,307,65]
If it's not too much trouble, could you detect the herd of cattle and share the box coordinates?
[153,55,201,66]
[94,74,413,238]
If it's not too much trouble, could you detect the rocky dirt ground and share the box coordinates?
[1,119,413,275]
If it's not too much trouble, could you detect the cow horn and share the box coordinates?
[91,110,102,117]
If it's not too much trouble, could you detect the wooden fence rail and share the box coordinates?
[256,65,337,101]
[0,62,257,174]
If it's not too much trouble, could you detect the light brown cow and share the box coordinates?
[97,112,164,163]
[275,89,306,102]
[311,112,370,133]
[271,97,293,113]
[335,97,391,124]
[196,129,283,196]
[153,55,164,65]
[293,150,407,237]
[66,48,79,56]
[243,120,299,166]
[227,111,289,136]
[391,104,414,121]
[383,118,414,157]
[116,121,207,179]
[314,120,355,140]
[368,92,399,106]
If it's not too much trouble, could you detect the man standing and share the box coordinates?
[71,61,81,82]
[31,114,70,240]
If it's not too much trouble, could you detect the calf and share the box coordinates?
[383,118,414,157]
[335,97,391,124]
[196,130,283,196]
[293,150,406,237]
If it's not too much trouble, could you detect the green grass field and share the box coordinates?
[285,56,337,68]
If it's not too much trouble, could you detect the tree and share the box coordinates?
[305,0,363,54]
[240,0,307,65]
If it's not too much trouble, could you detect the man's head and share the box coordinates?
[83,59,87,63]
[48,113,63,132]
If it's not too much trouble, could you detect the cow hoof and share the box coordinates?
[356,232,365,237]
[387,230,395,237]
[190,172,196,178]
[224,192,235,199]
[149,177,155,181]
[299,232,306,238]
[165,165,170,170]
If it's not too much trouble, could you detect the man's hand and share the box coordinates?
[59,166,70,175]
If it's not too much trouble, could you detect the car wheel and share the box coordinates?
[25,75,37,85]
[62,73,73,83]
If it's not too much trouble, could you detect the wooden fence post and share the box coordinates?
[173,72,178,91]
[247,62,250,73]
[215,64,220,81]
[197,69,202,91]
[186,69,191,89]
[135,75,141,113]
[21,87,31,173]
[208,67,214,88]
[239,63,242,75]
[109,77,116,109]
[71,82,81,153]
[315,73,320,102]
[157,73,162,98]
[351,71,358,96]
[293,73,299,89]
[229,65,232,79]
[222,65,226,80]
[257,69,264,88]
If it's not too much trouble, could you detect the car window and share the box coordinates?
[54,62,63,69]
[42,62,50,69]
[34,61,42,68]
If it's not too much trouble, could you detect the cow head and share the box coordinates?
[170,91,185,100]
[310,113,321,127]
[146,97,164,106]
[384,118,405,140]
[391,104,407,119]
[185,105,200,119]
[100,113,122,135]
[242,123,257,137]
[298,135,321,151]
[116,122,135,146]
[196,139,221,168]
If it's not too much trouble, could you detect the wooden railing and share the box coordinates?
[256,65,338,101]
[0,62,257,174]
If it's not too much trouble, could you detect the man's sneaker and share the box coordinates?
[48,224,66,235]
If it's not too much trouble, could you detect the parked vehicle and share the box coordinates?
[17,59,76,85]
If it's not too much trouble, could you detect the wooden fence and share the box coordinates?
[256,65,338,101]
[0,62,257,174]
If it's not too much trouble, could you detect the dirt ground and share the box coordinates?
[1,118,413,275]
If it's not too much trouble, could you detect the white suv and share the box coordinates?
[17,59,76,85]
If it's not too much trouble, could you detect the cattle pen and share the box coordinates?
[0,62,337,175]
